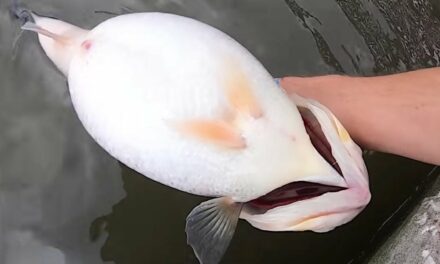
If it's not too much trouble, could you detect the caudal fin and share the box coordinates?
[21,21,67,43]
[9,0,33,25]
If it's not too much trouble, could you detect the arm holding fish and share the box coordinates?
[280,68,440,165]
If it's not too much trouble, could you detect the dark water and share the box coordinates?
[0,0,438,263]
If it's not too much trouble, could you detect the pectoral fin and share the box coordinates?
[186,197,243,264]
[174,120,246,149]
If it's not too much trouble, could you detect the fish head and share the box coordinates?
[239,93,370,232]
[184,90,371,264]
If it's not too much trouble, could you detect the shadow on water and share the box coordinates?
[0,0,438,263]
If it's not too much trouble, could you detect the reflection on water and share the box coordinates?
[0,0,437,263]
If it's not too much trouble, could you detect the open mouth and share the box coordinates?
[247,107,345,212]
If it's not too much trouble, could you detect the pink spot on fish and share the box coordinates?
[81,40,92,51]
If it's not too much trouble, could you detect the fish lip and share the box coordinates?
[240,186,371,232]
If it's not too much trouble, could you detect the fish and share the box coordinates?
[13,6,371,264]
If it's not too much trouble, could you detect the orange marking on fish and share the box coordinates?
[337,124,351,142]
[224,61,263,118]
[175,120,246,149]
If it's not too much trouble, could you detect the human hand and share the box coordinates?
[279,70,440,165]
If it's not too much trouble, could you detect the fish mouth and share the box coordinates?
[247,181,345,212]
[247,106,345,213]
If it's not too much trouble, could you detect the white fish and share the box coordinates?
[16,8,370,264]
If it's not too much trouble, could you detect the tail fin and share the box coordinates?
[9,0,33,25]
[21,21,67,43]
[10,0,66,43]
[10,1,89,75]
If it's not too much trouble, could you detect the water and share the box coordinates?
[0,0,438,263]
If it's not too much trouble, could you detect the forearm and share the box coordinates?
[281,68,440,165]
